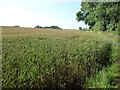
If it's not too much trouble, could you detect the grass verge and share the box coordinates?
[84,63,119,88]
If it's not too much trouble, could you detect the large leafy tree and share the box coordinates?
[76,2,120,31]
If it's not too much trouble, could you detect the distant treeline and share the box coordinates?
[34,25,62,29]
[13,25,20,27]
[13,25,62,30]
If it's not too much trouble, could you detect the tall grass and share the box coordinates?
[84,30,119,88]
[2,27,113,88]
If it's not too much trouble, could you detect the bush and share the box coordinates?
[50,26,61,29]
[14,25,20,27]
[34,25,43,28]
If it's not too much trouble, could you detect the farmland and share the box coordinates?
[1,26,118,88]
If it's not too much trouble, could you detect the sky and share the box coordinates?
[0,0,89,29]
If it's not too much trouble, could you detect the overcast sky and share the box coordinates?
[0,0,89,29]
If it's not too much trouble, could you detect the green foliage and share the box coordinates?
[79,27,88,31]
[92,21,101,31]
[76,11,84,21]
[14,25,20,27]
[76,2,120,31]
[34,25,62,29]
[85,63,119,88]
[79,27,82,30]
[84,31,118,88]
[34,25,43,28]
[50,26,61,29]
[2,32,113,88]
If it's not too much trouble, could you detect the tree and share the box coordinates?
[50,26,61,29]
[76,2,120,31]
[14,25,20,27]
[79,27,82,30]
[34,25,43,28]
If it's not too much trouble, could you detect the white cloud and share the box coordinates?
[0,7,57,27]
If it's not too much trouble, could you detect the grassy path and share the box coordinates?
[102,31,119,88]
[84,31,119,88]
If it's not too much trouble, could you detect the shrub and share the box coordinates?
[34,25,43,28]
[14,25,20,27]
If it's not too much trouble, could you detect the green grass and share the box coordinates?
[84,63,119,88]
[84,30,119,88]
[2,26,118,88]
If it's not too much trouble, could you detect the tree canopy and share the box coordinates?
[76,2,120,31]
